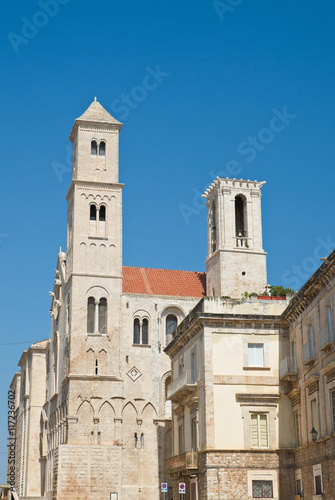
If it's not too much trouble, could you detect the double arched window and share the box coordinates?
[91,140,106,156]
[87,297,107,334]
[89,204,106,222]
[133,318,149,345]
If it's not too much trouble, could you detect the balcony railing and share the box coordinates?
[319,325,334,351]
[279,356,297,381]
[167,370,197,402]
[236,237,248,248]
[302,341,315,366]
[166,452,198,475]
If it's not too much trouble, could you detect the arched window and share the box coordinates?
[91,140,98,156]
[211,200,216,252]
[133,318,140,344]
[166,314,178,343]
[90,205,97,221]
[87,297,95,333]
[133,318,149,345]
[99,205,106,222]
[235,195,246,237]
[142,319,149,345]
[99,298,107,334]
[99,141,106,156]
[87,297,107,334]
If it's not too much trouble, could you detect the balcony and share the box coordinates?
[302,341,315,366]
[166,452,198,475]
[319,325,334,351]
[279,357,297,381]
[167,370,197,402]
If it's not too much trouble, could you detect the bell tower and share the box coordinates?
[203,177,267,298]
[65,99,123,375]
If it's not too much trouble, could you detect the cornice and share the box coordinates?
[165,310,286,358]
[66,180,124,200]
[282,249,335,325]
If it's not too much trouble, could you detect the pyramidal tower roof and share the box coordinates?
[70,98,122,139]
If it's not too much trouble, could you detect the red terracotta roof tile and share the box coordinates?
[122,266,206,298]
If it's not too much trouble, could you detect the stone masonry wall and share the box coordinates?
[295,436,335,500]
[196,450,295,500]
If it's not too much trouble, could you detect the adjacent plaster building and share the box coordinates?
[7,100,335,500]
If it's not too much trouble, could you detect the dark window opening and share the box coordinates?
[98,298,107,334]
[99,141,106,156]
[315,475,322,495]
[235,195,246,237]
[211,200,216,252]
[99,205,106,222]
[134,432,138,448]
[95,359,98,375]
[90,205,97,221]
[91,140,97,156]
[166,314,178,340]
[252,480,273,498]
[133,318,140,344]
[142,319,149,345]
[87,297,95,333]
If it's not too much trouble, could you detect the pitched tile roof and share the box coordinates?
[122,266,206,298]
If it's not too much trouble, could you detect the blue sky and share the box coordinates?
[1,0,335,479]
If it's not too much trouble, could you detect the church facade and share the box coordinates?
[7,101,335,500]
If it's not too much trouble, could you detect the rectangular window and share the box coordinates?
[315,475,322,495]
[294,411,301,446]
[311,399,319,435]
[191,416,197,452]
[251,413,268,448]
[308,324,315,357]
[327,306,334,341]
[296,479,302,495]
[252,480,273,498]
[178,421,184,454]
[248,344,264,367]
[313,464,323,495]
[191,350,197,383]
[291,341,297,372]
[331,389,335,432]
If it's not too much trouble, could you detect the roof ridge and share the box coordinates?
[122,265,205,274]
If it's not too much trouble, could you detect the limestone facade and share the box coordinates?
[7,99,335,500]
[8,100,205,500]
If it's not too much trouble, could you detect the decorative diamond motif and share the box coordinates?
[127,366,142,382]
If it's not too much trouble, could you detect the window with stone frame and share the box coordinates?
[178,418,184,454]
[90,204,97,221]
[87,297,107,334]
[166,314,178,344]
[313,464,323,495]
[211,200,216,252]
[91,140,98,155]
[251,413,268,448]
[327,305,334,341]
[311,398,319,437]
[294,410,301,447]
[99,141,106,156]
[331,389,335,432]
[252,480,273,498]
[133,317,149,345]
[248,343,264,367]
